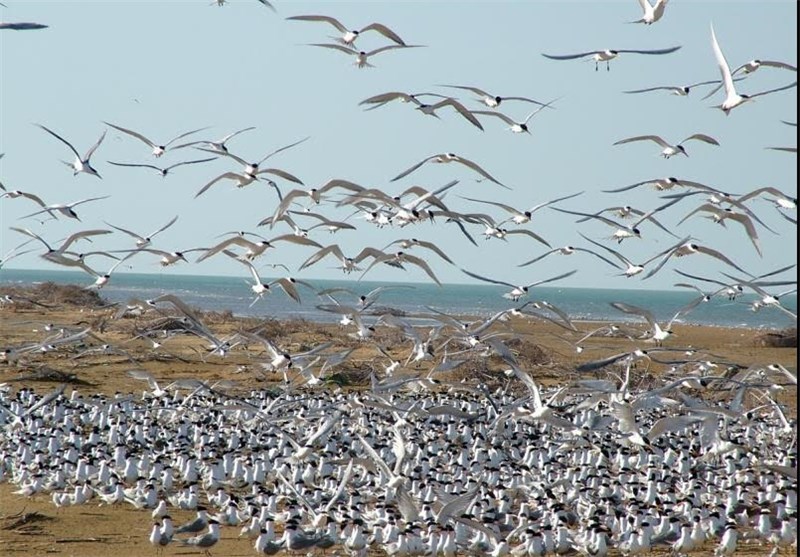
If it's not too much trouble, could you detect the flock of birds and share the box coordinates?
[1,0,798,556]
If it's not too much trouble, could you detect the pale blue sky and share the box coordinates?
[1,1,796,291]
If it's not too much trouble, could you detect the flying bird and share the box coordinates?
[438,84,551,108]
[36,124,106,179]
[629,0,670,25]
[677,204,763,256]
[104,215,179,248]
[460,268,577,301]
[461,191,583,226]
[613,133,720,158]
[471,99,558,134]
[391,153,507,189]
[709,24,798,115]
[308,43,422,69]
[622,78,732,96]
[171,126,256,153]
[20,195,110,222]
[107,157,216,177]
[643,238,749,279]
[541,46,681,71]
[104,122,209,157]
[287,14,407,47]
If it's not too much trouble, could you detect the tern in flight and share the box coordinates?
[629,0,670,25]
[104,122,209,157]
[392,153,508,189]
[541,46,681,71]
[552,197,681,243]
[309,43,422,69]
[223,251,313,306]
[461,191,583,226]
[438,84,551,109]
[104,215,179,248]
[709,24,798,115]
[471,98,559,134]
[171,126,256,153]
[643,238,749,279]
[287,14,406,47]
[36,124,106,179]
[208,136,309,179]
[613,133,720,158]
[107,157,216,177]
[623,78,732,97]
[610,302,680,346]
[702,58,796,101]
[20,195,110,222]
[460,268,577,302]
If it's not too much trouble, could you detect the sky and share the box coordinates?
[0,0,797,292]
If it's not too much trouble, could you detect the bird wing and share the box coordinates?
[58,229,112,252]
[36,124,81,159]
[149,215,179,239]
[310,42,359,55]
[359,91,417,106]
[578,233,633,266]
[164,127,209,148]
[694,245,748,274]
[505,228,551,247]
[366,44,422,57]
[453,155,506,188]
[195,172,246,199]
[413,240,454,264]
[528,190,585,213]
[518,248,558,268]
[286,14,349,33]
[439,84,491,97]
[622,85,673,94]
[359,22,406,45]
[610,301,657,330]
[256,136,310,165]
[400,253,442,285]
[614,135,670,148]
[574,247,625,270]
[725,213,762,256]
[391,155,436,182]
[617,46,681,55]
[256,167,304,184]
[471,110,515,126]
[104,122,156,148]
[602,178,661,193]
[271,278,303,303]
[108,161,161,171]
[433,98,484,130]
[541,50,600,60]
[750,80,798,99]
[682,133,719,146]
[300,244,345,270]
[551,207,627,230]
[460,268,515,289]
[167,157,217,171]
[84,130,107,160]
[710,24,735,98]
[460,195,520,216]
[525,269,577,289]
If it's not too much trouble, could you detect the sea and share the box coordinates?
[0,268,796,330]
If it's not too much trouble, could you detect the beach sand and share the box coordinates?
[0,287,796,556]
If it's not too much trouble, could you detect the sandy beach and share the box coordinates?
[0,283,796,556]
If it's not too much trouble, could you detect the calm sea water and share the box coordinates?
[0,268,796,330]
